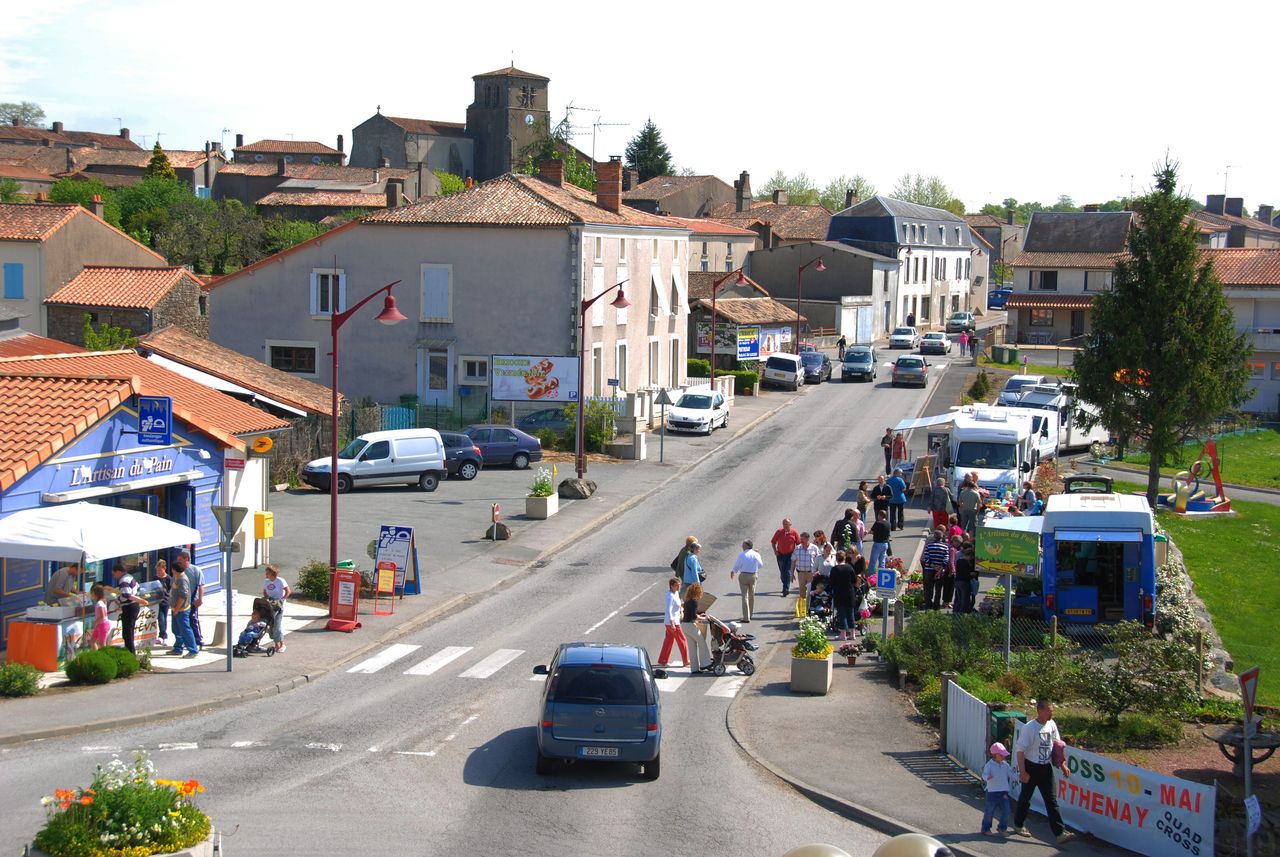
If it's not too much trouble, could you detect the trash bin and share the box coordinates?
[336,560,355,570]
[991,344,1008,363]
[1154,533,1168,567]
[1006,346,1020,365]
[990,709,1027,743]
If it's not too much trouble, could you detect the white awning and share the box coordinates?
[979,516,1045,535]
[0,502,202,563]
[893,413,958,431]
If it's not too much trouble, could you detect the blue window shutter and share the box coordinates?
[2,263,22,299]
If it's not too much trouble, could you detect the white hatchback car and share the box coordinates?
[920,331,952,355]
[889,326,920,349]
[666,387,728,434]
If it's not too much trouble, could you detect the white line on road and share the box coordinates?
[305,742,342,752]
[230,741,265,748]
[705,675,747,698]
[81,746,121,753]
[529,674,547,681]
[347,643,421,674]
[403,645,472,676]
[393,750,436,757]
[158,742,198,752]
[655,669,689,692]
[583,580,659,636]
[458,648,523,679]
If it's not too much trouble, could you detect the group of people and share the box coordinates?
[981,698,1076,844]
[956,329,982,358]
[919,524,978,613]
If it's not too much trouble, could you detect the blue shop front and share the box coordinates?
[0,402,227,650]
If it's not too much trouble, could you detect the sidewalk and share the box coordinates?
[0,387,806,745]
[727,642,1124,857]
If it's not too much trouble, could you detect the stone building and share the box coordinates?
[45,265,209,345]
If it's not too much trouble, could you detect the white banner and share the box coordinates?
[490,355,580,402]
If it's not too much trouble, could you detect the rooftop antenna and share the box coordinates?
[139,134,149,148]
[220,127,231,151]
[1222,165,1233,195]
[114,117,123,132]
[154,132,164,146]
[591,116,629,170]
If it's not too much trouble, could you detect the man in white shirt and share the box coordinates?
[729,539,764,622]
[1012,699,1074,844]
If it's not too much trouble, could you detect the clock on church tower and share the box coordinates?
[465,65,551,182]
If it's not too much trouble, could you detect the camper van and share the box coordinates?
[1011,384,1110,450]
[940,408,1039,498]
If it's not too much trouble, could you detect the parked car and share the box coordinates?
[888,326,920,349]
[840,346,876,382]
[517,407,570,435]
[946,312,975,333]
[666,387,728,435]
[761,353,805,391]
[799,351,832,384]
[464,424,543,469]
[891,355,929,388]
[987,288,1012,310]
[533,643,664,780]
[302,428,447,493]
[997,374,1047,406]
[920,331,953,355]
[440,431,484,481]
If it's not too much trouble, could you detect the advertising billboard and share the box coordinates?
[491,355,580,402]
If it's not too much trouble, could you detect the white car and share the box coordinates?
[889,326,920,349]
[666,387,728,435]
[920,331,952,355]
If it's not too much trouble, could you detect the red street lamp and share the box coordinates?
[708,268,749,384]
[328,281,407,573]
[576,279,630,479]
[794,256,825,352]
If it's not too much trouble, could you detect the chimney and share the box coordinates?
[210,141,222,154]
[385,177,404,209]
[235,133,244,149]
[379,157,390,168]
[65,148,74,172]
[1224,197,1244,218]
[277,157,287,176]
[36,192,47,202]
[537,158,564,187]
[1257,204,1274,225]
[595,156,623,213]
[772,188,788,205]
[1205,194,1225,215]
[623,168,639,191]
[844,189,857,209]
[1006,207,1015,225]
[1082,203,1100,212]
[373,169,380,184]
[118,128,130,141]
[203,144,211,190]
[52,121,64,134]
[90,194,104,218]
[337,133,344,154]
[465,176,473,189]
[735,170,752,213]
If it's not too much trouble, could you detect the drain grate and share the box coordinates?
[492,558,526,567]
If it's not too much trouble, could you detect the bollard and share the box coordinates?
[1051,614,1058,647]
[893,598,905,637]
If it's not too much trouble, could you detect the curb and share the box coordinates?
[0,391,804,747]
[1070,458,1280,499]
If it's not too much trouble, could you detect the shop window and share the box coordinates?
[310,269,345,316]
[268,343,318,375]
[3,262,23,299]
[1030,270,1058,291]
[1029,309,1055,327]
[1247,361,1265,377]
[459,356,488,384]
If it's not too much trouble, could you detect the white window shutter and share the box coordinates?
[309,272,319,315]
[338,274,347,313]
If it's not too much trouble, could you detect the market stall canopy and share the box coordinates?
[0,502,201,563]
[892,413,959,432]
[980,515,1045,535]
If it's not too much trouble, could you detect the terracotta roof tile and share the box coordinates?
[623,175,721,201]
[474,65,548,80]
[62,170,138,188]
[234,139,341,155]
[0,373,138,491]
[656,215,758,237]
[0,143,75,174]
[1189,210,1280,236]
[140,326,339,416]
[0,126,76,146]
[217,163,413,180]
[47,266,196,310]
[256,191,387,208]
[964,214,1007,229]
[73,149,214,169]
[1009,251,1128,268]
[694,296,802,325]
[1004,294,1095,309]
[0,163,54,181]
[384,116,468,135]
[0,333,85,358]
[1204,248,1280,286]
[0,202,80,241]
[687,272,769,301]
[0,351,288,447]
[58,130,141,150]
[709,202,832,241]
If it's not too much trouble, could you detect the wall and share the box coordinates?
[404,133,474,177]
[153,276,208,339]
[634,182,735,218]
[39,214,163,334]
[1228,290,1280,414]
[0,240,42,334]
[685,235,753,274]
[747,243,879,303]
[348,115,409,169]
[221,452,267,570]
[46,305,150,345]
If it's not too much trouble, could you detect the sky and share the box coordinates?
[4,0,1279,213]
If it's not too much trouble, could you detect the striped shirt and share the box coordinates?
[922,541,950,571]
[792,543,822,573]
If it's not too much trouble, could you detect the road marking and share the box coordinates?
[705,675,747,698]
[403,645,471,676]
[347,643,420,674]
[394,750,436,757]
[158,742,198,752]
[583,581,659,636]
[306,742,342,752]
[231,741,264,748]
[530,673,547,682]
[367,747,379,753]
[655,669,689,692]
[82,746,121,753]
[458,648,523,679]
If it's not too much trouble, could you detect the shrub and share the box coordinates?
[1154,558,1200,644]
[1054,709,1183,751]
[528,466,554,498]
[295,558,332,603]
[967,370,992,401]
[687,358,711,378]
[1013,635,1083,704]
[723,368,759,395]
[997,670,1029,697]
[1181,696,1244,723]
[792,615,833,659]
[879,612,1006,681]
[956,672,1014,705]
[0,661,42,697]
[559,401,616,452]
[916,676,942,723]
[534,428,560,451]
[100,647,139,678]
[64,650,118,685]
[1079,621,1198,723]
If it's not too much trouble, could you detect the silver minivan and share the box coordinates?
[302,428,448,493]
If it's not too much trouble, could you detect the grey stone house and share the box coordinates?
[45,265,209,345]
[623,175,736,218]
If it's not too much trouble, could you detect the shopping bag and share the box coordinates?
[795,597,807,618]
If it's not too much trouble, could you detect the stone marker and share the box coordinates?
[558,478,597,499]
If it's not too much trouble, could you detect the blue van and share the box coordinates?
[987,288,1013,310]
[532,643,665,779]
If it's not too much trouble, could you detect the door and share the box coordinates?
[418,348,452,407]
[486,428,520,464]
[467,428,493,461]
[353,439,392,485]
[1070,311,1085,338]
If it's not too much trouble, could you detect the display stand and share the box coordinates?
[373,561,396,616]
[909,454,934,506]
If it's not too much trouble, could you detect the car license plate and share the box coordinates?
[1064,608,1092,616]
[766,370,783,379]
[579,746,619,758]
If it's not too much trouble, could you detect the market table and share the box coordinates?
[1204,719,1279,767]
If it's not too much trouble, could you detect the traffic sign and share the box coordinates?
[607,378,620,387]
[492,503,501,522]
[875,567,897,599]
[138,395,172,445]
[210,505,249,538]
[1240,666,1260,724]
[654,388,675,406]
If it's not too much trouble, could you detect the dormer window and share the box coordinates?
[939,226,946,245]
[920,224,927,244]
[902,223,909,243]
[955,226,962,244]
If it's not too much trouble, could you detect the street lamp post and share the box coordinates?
[708,268,749,384]
[576,279,630,480]
[329,281,407,573]
[794,256,825,352]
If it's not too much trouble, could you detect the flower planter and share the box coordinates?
[33,834,215,857]
[846,656,858,666]
[790,655,833,694]
[525,494,558,519]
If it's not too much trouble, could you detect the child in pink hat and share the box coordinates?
[981,741,1015,835]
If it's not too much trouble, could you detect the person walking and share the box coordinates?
[906,311,915,328]
[921,529,950,610]
[656,577,689,668]
[942,534,961,609]
[891,432,908,472]
[262,564,292,653]
[929,477,951,530]
[880,428,894,475]
[770,518,801,596]
[1018,480,1037,512]
[791,532,821,600]
[681,583,713,673]
[681,542,704,599]
[856,480,871,522]
[88,584,112,650]
[670,535,697,579]
[827,551,858,641]
[110,563,145,655]
[981,742,1015,836]
[958,330,969,355]
[169,562,199,658]
[729,539,764,622]
[1012,699,1075,844]
[174,551,204,647]
[836,334,847,360]
[850,510,866,555]
[969,326,980,358]
[868,511,891,575]
[887,468,908,531]
[153,560,171,645]
[958,479,983,535]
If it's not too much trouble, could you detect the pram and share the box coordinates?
[233,596,280,658]
[704,613,758,676]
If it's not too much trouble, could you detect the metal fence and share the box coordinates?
[945,680,989,776]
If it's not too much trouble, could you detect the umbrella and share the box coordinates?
[0,501,201,564]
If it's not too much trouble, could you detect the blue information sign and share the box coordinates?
[138,396,173,445]
[875,567,897,598]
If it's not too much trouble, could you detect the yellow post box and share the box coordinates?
[254,510,274,539]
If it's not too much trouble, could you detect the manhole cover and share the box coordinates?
[493,558,525,567]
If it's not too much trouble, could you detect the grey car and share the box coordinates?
[891,354,929,388]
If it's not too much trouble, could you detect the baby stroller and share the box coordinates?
[233,596,280,658]
[704,614,758,676]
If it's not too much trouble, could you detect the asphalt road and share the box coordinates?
[0,348,971,856]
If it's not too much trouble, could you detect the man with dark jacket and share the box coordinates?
[880,428,894,475]
[831,509,857,552]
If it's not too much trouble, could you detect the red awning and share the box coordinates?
[1005,294,1095,309]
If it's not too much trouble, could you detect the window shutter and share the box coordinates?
[309,272,319,315]
[3,263,23,300]
[422,267,452,322]
[338,274,347,313]
[670,271,682,317]
[591,267,605,326]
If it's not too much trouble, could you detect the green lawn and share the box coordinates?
[976,357,1074,377]
[1120,429,1280,490]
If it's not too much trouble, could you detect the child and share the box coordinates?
[981,741,1015,836]
[807,577,832,620]
[89,584,112,650]
[237,611,268,648]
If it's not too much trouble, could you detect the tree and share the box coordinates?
[433,170,465,196]
[992,261,1013,285]
[116,176,191,244]
[48,177,123,227]
[262,217,327,256]
[0,177,24,203]
[144,143,177,181]
[518,114,596,191]
[819,174,876,211]
[757,170,820,205]
[0,101,45,127]
[892,173,964,215]
[624,119,673,183]
[1071,161,1253,505]
[82,313,137,351]
[1049,194,1079,212]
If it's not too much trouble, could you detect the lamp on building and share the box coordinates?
[795,257,825,351]
[708,269,749,383]
[328,281,406,573]
[576,280,630,479]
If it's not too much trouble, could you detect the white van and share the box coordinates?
[762,353,805,391]
[302,428,448,493]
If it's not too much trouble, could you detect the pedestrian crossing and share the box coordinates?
[345,643,753,699]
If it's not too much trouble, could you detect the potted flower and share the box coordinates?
[790,615,833,694]
[525,467,558,519]
[836,641,864,665]
[32,750,213,856]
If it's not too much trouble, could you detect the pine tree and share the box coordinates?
[624,119,673,183]
[1072,161,1252,505]
[144,143,177,181]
